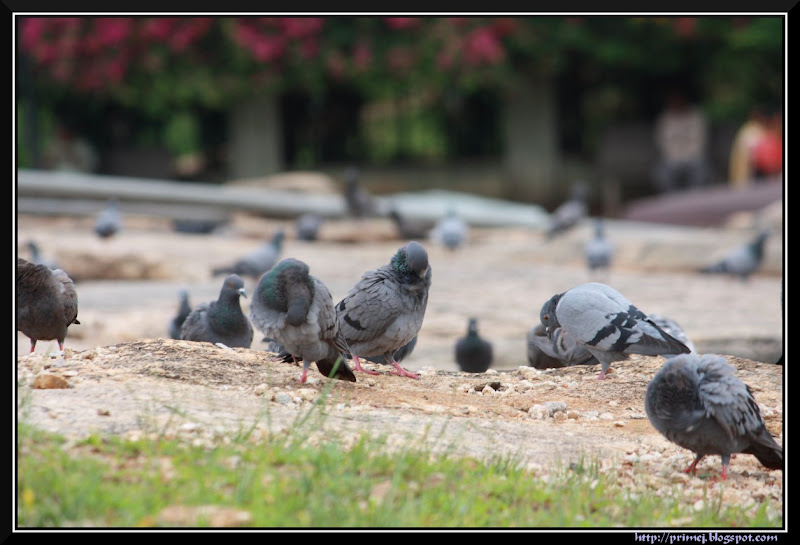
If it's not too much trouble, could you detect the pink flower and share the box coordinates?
[464,26,505,65]
[94,17,132,47]
[385,17,420,30]
[299,38,319,59]
[20,18,47,51]
[140,18,175,40]
[281,17,324,38]
[250,35,285,62]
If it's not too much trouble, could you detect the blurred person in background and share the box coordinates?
[751,107,783,180]
[42,122,98,173]
[651,88,710,194]
[728,105,769,188]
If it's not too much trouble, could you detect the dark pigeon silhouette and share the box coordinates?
[250,258,355,383]
[212,229,285,279]
[545,182,588,239]
[294,213,324,241]
[645,353,783,480]
[539,282,691,379]
[336,241,431,379]
[16,258,80,353]
[94,198,123,239]
[455,317,493,373]
[169,289,192,340]
[699,229,770,281]
[343,166,378,218]
[180,274,253,349]
[389,208,432,240]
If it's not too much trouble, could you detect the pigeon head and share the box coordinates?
[466,317,479,336]
[539,293,563,336]
[271,229,286,249]
[392,241,429,278]
[257,258,314,326]
[223,274,247,300]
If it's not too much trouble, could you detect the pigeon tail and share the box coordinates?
[744,434,784,470]
[315,355,357,382]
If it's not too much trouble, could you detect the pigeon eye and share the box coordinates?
[543,314,549,321]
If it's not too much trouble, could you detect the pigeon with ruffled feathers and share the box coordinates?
[645,353,783,480]
[169,289,192,340]
[699,229,770,281]
[539,282,691,379]
[336,241,431,379]
[16,258,80,353]
[250,258,356,383]
[212,229,285,279]
[455,317,493,373]
[180,274,253,349]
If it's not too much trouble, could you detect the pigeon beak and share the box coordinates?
[418,265,430,278]
[239,288,248,299]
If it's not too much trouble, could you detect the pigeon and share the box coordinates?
[94,198,123,239]
[699,229,770,281]
[16,258,80,353]
[343,166,378,218]
[645,353,783,480]
[526,323,597,370]
[250,258,356,383]
[336,241,431,379]
[388,208,432,240]
[545,182,588,239]
[539,282,691,379]
[295,213,323,241]
[212,229,285,279]
[430,207,468,251]
[584,218,613,274]
[26,240,60,270]
[172,218,226,234]
[180,274,253,349]
[168,289,192,340]
[455,317,493,373]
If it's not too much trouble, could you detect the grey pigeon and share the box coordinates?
[16,258,80,353]
[168,289,192,340]
[180,274,253,349]
[431,207,469,251]
[645,353,783,480]
[343,166,378,218]
[584,218,613,274]
[545,182,588,239]
[250,258,355,383]
[26,240,59,270]
[212,229,285,279]
[699,229,770,281]
[94,198,123,239]
[336,241,431,379]
[388,208,432,240]
[455,317,493,373]
[539,282,691,379]
[526,323,597,370]
[295,213,323,241]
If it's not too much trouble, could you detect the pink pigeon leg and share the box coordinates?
[388,358,419,380]
[351,354,380,375]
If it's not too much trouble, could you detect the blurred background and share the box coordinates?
[16,15,784,213]
[14,15,785,368]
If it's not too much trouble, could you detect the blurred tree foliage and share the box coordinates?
[16,16,784,168]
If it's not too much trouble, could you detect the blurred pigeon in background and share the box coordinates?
[430,207,469,251]
[295,213,324,242]
[94,198,123,239]
[584,218,613,276]
[645,353,783,480]
[180,274,253,349]
[16,258,80,353]
[389,208,432,240]
[336,241,431,379]
[212,229,285,279]
[168,288,192,340]
[539,282,691,379]
[699,229,770,281]
[545,181,588,239]
[26,240,60,270]
[343,166,378,218]
[250,258,355,383]
[171,218,226,235]
[455,317,493,373]
[526,323,597,370]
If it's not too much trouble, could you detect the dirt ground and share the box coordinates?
[15,210,785,526]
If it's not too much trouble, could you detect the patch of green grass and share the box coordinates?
[16,402,783,529]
